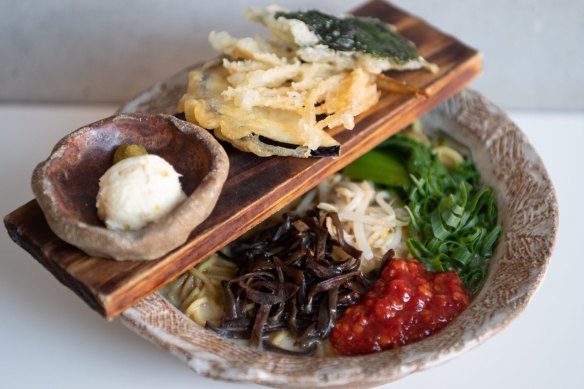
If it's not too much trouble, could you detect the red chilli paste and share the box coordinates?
[331,258,471,356]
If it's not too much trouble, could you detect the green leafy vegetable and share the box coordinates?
[343,150,410,187]
[346,132,501,294]
[275,10,420,62]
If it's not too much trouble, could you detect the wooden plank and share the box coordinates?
[3,0,482,319]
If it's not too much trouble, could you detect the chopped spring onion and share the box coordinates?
[346,129,501,294]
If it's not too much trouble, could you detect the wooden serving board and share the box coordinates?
[3,0,482,320]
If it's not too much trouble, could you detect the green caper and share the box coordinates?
[113,144,148,164]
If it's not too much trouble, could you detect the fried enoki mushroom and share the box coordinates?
[208,211,392,354]
[178,7,435,158]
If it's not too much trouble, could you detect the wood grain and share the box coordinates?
[3,0,482,319]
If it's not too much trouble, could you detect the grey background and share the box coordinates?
[1,0,581,110]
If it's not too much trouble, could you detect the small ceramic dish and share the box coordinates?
[31,113,229,260]
[120,90,558,388]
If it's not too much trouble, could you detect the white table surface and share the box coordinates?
[0,104,581,389]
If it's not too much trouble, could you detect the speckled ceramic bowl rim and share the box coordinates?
[120,89,558,388]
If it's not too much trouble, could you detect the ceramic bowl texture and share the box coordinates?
[31,113,229,260]
[120,89,558,388]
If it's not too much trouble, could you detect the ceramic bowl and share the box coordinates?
[120,89,558,387]
[31,113,229,260]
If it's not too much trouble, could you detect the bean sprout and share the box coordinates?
[300,174,410,273]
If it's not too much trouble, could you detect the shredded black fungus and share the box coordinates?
[210,211,382,353]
